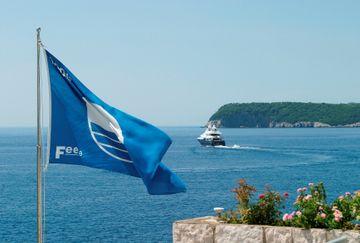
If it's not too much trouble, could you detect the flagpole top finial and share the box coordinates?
[36,27,41,33]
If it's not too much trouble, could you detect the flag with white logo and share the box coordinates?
[45,50,186,195]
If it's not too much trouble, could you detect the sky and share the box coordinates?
[1,1,360,126]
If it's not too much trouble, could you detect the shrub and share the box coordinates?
[220,179,360,230]
[221,179,287,226]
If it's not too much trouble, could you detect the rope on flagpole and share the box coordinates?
[40,43,47,243]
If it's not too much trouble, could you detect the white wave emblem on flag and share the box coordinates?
[85,99,132,163]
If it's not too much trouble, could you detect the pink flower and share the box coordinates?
[296,211,302,216]
[345,192,351,196]
[297,187,307,193]
[259,194,265,199]
[338,196,344,200]
[282,213,294,221]
[320,213,326,219]
[304,195,312,201]
[319,206,324,211]
[309,183,314,187]
[333,209,343,222]
[283,192,289,197]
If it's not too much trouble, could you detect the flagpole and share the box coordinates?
[36,27,43,243]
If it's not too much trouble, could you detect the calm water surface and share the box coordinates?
[0,127,359,242]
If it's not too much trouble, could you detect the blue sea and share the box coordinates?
[1,127,359,242]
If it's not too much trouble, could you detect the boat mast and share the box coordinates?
[36,27,43,243]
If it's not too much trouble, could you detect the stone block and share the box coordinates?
[173,217,218,243]
[215,224,263,243]
[264,225,292,243]
[327,229,360,243]
[292,228,327,243]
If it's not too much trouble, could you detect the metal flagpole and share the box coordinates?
[36,27,43,243]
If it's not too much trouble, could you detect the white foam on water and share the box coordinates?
[212,144,263,150]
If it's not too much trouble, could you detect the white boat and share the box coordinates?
[197,125,225,146]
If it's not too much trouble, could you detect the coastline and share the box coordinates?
[207,121,360,129]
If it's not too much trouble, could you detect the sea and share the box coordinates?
[0,127,359,242]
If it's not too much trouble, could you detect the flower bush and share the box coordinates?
[221,179,286,226]
[220,179,360,230]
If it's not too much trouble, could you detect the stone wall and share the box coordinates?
[173,216,360,243]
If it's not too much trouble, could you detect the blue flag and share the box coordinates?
[44,50,186,195]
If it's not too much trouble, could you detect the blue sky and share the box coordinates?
[1,1,360,126]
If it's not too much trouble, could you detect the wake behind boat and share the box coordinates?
[197,125,226,146]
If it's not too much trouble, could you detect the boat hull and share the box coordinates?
[197,138,225,146]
